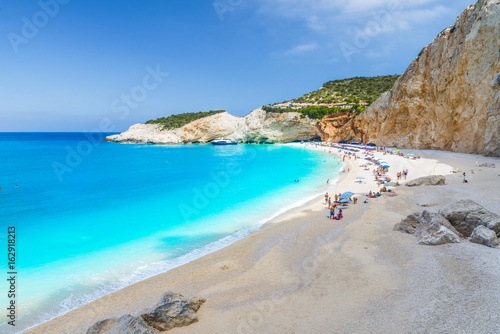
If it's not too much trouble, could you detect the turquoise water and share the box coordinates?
[0,133,341,332]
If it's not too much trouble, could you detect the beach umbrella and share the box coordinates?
[407,153,415,156]
[382,165,390,168]
[340,192,354,199]
[338,199,350,204]
[384,182,396,186]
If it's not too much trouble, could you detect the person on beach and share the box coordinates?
[328,197,332,208]
[335,194,339,202]
[353,197,358,204]
[326,179,329,184]
[463,172,468,183]
[330,206,335,219]
[325,192,329,204]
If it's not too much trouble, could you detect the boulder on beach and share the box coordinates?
[87,315,159,334]
[478,163,496,168]
[393,213,421,234]
[415,211,462,245]
[141,292,206,331]
[87,292,206,333]
[405,175,446,187]
[439,199,500,237]
[470,226,500,248]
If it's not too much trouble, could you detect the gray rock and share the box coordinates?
[491,72,500,89]
[406,175,446,187]
[87,315,159,334]
[415,211,462,244]
[470,226,500,248]
[478,163,495,168]
[439,199,500,237]
[418,225,461,246]
[393,214,421,234]
[141,292,206,331]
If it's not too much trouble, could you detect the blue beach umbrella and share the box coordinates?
[339,199,350,204]
[382,165,390,168]
[340,192,355,199]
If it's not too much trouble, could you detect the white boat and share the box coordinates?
[211,138,237,145]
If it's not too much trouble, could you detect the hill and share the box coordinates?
[284,75,400,105]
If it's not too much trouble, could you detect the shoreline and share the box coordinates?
[18,143,342,333]
[23,146,500,334]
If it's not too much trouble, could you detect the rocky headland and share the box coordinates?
[106,0,499,157]
[106,108,322,144]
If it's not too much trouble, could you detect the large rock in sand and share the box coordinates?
[439,199,500,237]
[405,175,446,187]
[470,226,500,248]
[141,292,206,331]
[393,213,421,234]
[87,315,159,334]
[415,211,462,245]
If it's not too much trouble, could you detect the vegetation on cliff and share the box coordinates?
[287,75,400,105]
[262,105,356,119]
[145,110,226,130]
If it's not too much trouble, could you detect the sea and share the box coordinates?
[0,132,342,332]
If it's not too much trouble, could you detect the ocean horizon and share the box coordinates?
[0,132,342,332]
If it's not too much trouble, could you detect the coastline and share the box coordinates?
[23,146,500,334]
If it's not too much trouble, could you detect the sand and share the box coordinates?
[23,145,500,334]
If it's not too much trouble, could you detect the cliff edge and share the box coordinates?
[330,0,500,156]
[106,108,322,144]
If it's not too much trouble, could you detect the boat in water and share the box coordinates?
[211,138,238,145]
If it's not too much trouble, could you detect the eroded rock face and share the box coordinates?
[470,226,500,248]
[439,199,500,236]
[330,0,500,157]
[87,315,159,334]
[405,175,446,187]
[106,109,322,144]
[141,292,206,331]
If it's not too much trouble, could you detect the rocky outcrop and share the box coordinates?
[87,292,205,333]
[87,315,158,334]
[330,0,500,157]
[317,111,354,141]
[393,213,421,234]
[439,199,500,236]
[405,175,446,187]
[394,210,462,245]
[106,108,322,144]
[415,211,462,245]
[141,292,206,331]
[470,225,500,248]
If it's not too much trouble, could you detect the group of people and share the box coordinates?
[324,192,346,220]
[396,170,408,180]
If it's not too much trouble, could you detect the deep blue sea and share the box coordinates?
[0,133,341,332]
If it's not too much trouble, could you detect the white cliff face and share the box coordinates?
[330,0,500,156]
[106,108,322,144]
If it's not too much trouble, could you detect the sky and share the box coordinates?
[0,0,474,132]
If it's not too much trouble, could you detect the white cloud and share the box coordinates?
[284,43,318,55]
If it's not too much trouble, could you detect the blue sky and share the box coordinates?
[1,0,473,131]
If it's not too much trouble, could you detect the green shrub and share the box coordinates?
[145,110,226,130]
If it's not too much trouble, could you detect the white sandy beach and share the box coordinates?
[24,145,500,334]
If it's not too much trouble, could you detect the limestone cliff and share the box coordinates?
[106,108,322,144]
[330,0,500,156]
